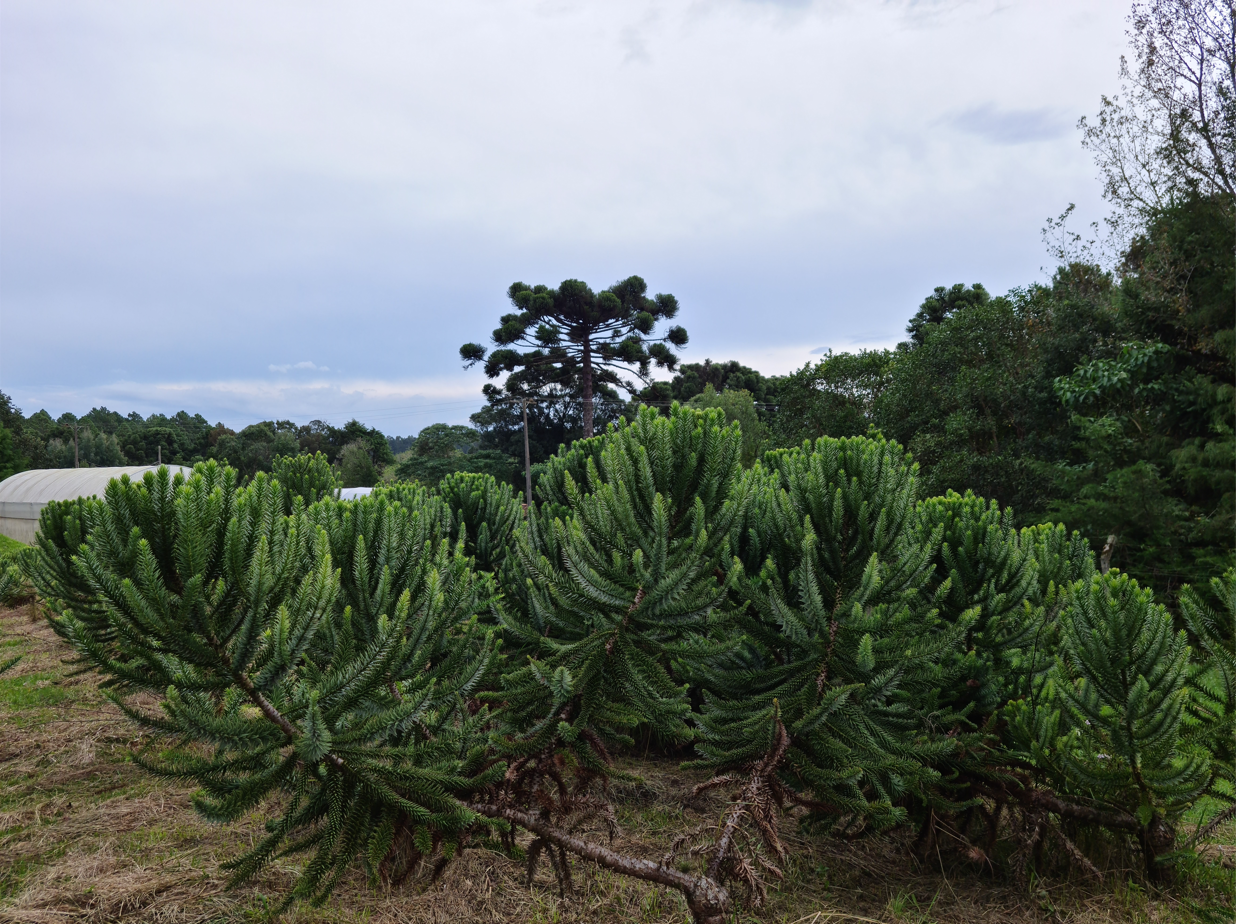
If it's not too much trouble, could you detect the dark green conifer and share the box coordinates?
[437,471,523,574]
[496,404,747,758]
[1046,570,1212,874]
[273,451,341,513]
[692,436,968,830]
[32,463,502,906]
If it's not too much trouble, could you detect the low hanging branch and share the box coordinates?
[467,803,732,924]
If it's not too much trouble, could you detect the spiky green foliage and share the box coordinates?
[1178,571,1235,806]
[0,557,24,605]
[31,462,502,907]
[1038,570,1213,852]
[304,490,493,659]
[496,404,747,757]
[692,435,968,828]
[437,471,523,574]
[0,559,23,673]
[26,496,101,623]
[915,491,1042,716]
[273,451,341,514]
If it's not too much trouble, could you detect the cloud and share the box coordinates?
[948,104,1073,146]
[11,373,490,434]
[269,361,329,373]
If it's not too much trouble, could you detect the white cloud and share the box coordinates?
[269,360,330,373]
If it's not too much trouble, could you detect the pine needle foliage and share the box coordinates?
[31,462,503,907]
[1027,569,1214,871]
[437,471,523,574]
[495,404,748,756]
[915,490,1042,715]
[273,451,341,514]
[26,496,104,630]
[1177,570,1235,806]
[692,435,968,829]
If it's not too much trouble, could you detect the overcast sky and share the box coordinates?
[1,0,1128,435]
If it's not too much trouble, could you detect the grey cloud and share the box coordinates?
[1,1,1125,430]
[949,104,1072,145]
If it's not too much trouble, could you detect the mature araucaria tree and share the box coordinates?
[460,276,689,437]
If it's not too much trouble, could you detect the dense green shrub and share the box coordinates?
[21,410,1233,921]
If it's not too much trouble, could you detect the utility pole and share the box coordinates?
[157,445,162,465]
[66,421,80,468]
[521,399,533,507]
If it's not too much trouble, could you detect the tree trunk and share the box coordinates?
[1100,534,1118,573]
[582,336,594,439]
[522,400,533,506]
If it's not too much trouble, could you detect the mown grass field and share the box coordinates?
[0,602,1232,924]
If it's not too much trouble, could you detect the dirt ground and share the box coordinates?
[1,603,1233,924]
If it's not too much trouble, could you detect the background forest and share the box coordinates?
[2,183,1230,605]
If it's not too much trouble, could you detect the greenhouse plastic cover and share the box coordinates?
[0,466,191,521]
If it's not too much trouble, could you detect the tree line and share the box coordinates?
[0,400,395,489]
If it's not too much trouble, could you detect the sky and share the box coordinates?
[0,0,1130,436]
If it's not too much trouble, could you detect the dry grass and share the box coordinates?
[0,603,1232,924]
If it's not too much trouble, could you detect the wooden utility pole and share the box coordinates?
[67,421,80,468]
[521,399,533,506]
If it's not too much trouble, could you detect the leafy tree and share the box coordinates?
[1047,195,1234,595]
[636,359,779,406]
[336,419,397,470]
[394,423,518,487]
[770,350,891,446]
[337,442,379,488]
[47,428,126,468]
[460,276,688,438]
[1079,0,1234,237]
[0,425,25,481]
[687,385,765,467]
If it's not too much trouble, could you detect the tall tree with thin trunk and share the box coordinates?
[460,276,688,438]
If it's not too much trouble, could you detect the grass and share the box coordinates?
[0,601,1233,924]
[0,533,27,560]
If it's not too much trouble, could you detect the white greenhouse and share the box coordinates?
[0,466,190,544]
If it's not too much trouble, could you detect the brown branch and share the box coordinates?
[468,802,732,924]
[1046,823,1104,881]
[708,718,791,880]
[1019,788,1139,831]
[209,634,348,773]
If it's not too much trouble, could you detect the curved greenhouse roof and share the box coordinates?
[0,466,190,544]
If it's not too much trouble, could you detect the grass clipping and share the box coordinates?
[0,603,1232,924]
